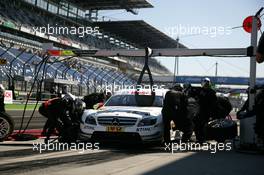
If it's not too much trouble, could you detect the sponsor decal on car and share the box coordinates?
[106,126,124,132]
[137,127,153,132]
[83,125,95,130]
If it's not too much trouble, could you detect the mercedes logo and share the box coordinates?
[112,117,120,126]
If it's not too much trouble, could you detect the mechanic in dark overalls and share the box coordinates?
[162,85,194,143]
[194,78,217,143]
[39,93,76,143]
[257,32,264,63]
[256,33,264,143]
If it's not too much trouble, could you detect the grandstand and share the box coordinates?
[0,0,183,99]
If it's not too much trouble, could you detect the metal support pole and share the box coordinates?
[249,17,258,110]
[240,14,259,146]
[215,62,218,77]
[173,37,179,83]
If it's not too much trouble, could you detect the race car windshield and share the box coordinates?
[104,95,163,107]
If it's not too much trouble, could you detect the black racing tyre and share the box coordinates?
[58,125,79,143]
[216,96,232,119]
[0,112,14,141]
[206,118,237,142]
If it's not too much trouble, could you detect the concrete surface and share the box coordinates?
[6,110,46,130]
[0,139,263,175]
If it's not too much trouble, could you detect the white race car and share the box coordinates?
[80,89,167,144]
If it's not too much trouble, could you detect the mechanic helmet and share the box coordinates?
[201,77,211,88]
[74,98,86,114]
[0,84,5,97]
[62,93,74,108]
[171,84,183,92]
[183,83,191,90]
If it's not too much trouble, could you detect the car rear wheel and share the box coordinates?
[0,112,14,141]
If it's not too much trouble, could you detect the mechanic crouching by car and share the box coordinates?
[162,84,194,143]
[39,92,84,143]
[83,92,105,109]
[194,78,217,143]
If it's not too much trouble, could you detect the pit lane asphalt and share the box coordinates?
[2,111,262,175]
[0,139,263,175]
[6,110,46,130]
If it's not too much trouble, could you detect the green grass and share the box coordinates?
[5,104,41,110]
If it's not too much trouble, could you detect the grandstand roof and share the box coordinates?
[94,20,186,49]
[65,0,153,10]
[150,75,264,85]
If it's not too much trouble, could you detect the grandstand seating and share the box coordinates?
[0,0,169,98]
[0,0,119,50]
[0,0,170,75]
[0,45,134,96]
[125,57,169,74]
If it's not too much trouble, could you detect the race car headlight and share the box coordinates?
[85,115,97,125]
[138,117,157,127]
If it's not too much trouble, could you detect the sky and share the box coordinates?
[98,0,264,77]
